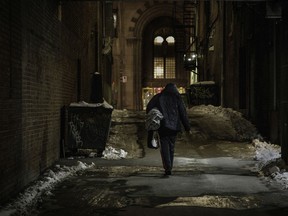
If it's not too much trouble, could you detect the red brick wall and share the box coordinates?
[0,0,98,204]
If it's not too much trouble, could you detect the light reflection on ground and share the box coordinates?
[156,195,260,210]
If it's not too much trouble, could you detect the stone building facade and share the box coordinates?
[111,1,196,110]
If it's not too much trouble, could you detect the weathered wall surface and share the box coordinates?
[197,0,288,151]
[112,1,189,110]
[112,1,144,110]
[0,0,23,204]
[0,0,98,203]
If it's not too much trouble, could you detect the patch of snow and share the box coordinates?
[69,100,113,109]
[111,109,129,117]
[252,139,281,170]
[102,146,128,160]
[273,172,288,189]
[252,139,288,189]
[0,161,94,216]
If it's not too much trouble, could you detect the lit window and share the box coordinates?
[165,57,175,78]
[154,36,164,45]
[154,58,164,79]
[166,36,175,44]
[153,34,175,79]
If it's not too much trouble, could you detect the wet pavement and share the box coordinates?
[33,152,288,216]
[32,109,288,216]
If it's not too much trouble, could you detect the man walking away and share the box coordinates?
[146,83,191,176]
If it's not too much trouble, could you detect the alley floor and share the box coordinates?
[28,107,288,216]
[32,140,288,216]
[0,106,288,216]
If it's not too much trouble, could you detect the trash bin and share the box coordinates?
[66,104,113,156]
[186,81,219,106]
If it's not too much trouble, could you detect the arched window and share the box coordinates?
[154,36,164,45]
[153,30,175,79]
[166,36,175,44]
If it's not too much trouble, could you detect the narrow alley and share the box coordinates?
[3,106,288,216]
[1,1,288,215]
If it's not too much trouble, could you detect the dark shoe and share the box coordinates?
[165,170,172,175]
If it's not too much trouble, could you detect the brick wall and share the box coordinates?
[0,0,23,204]
[0,0,98,204]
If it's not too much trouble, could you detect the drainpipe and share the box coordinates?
[96,1,102,73]
[273,21,277,110]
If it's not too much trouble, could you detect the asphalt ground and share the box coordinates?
[28,109,288,216]
[33,139,288,216]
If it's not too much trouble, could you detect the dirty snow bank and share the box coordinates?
[102,146,128,160]
[253,139,281,170]
[189,105,260,141]
[272,172,288,189]
[65,146,128,160]
[252,139,288,189]
[107,109,144,159]
[189,105,288,189]
[0,161,94,216]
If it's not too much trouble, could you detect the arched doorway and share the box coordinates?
[141,16,189,110]
[115,1,196,110]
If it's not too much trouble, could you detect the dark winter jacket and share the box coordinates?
[146,83,190,132]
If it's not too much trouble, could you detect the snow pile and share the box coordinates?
[252,139,288,189]
[111,109,130,118]
[70,100,113,109]
[253,139,281,170]
[273,172,288,189]
[0,161,94,216]
[190,105,260,141]
[102,146,128,160]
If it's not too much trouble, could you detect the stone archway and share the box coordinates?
[129,2,178,110]
[112,1,185,110]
